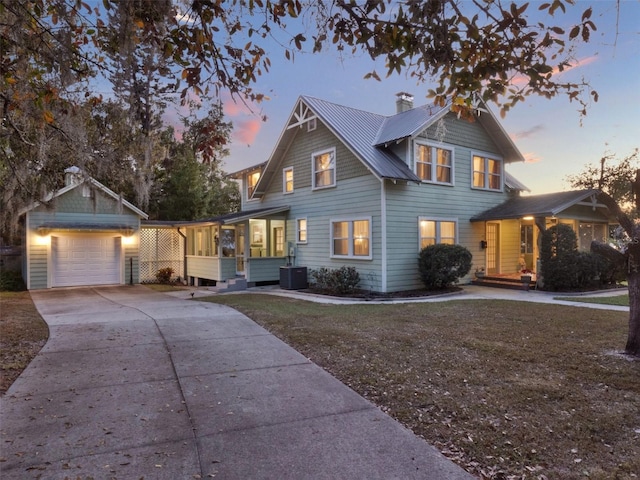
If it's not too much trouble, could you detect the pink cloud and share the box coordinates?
[222,92,257,117]
[523,152,542,164]
[234,119,262,145]
[511,55,599,85]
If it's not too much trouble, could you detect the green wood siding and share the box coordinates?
[500,220,522,275]
[187,256,221,280]
[28,244,48,290]
[263,121,371,197]
[50,186,134,215]
[419,112,500,154]
[257,127,383,290]
[246,257,287,282]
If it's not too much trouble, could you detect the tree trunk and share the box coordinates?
[627,271,640,356]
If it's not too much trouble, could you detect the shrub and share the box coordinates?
[540,225,608,290]
[418,244,472,290]
[593,253,626,286]
[0,270,26,291]
[309,266,360,294]
[155,267,174,284]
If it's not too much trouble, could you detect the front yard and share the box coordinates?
[1,289,638,478]
[201,294,640,480]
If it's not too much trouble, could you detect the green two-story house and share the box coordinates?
[180,93,612,292]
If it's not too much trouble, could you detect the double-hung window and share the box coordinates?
[247,169,261,198]
[472,154,502,191]
[296,218,307,244]
[283,167,294,194]
[331,218,371,259]
[312,148,336,189]
[415,143,453,184]
[418,218,457,249]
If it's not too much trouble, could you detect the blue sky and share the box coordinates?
[220,0,640,195]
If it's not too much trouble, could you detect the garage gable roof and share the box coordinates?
[20,169,148,219]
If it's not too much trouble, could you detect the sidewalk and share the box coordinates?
[174,283,630,312]
[1,285,473,479]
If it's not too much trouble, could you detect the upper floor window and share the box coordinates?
[297,218,307,244]
[312,148,336,189]
[415,143,453,185]
[283,167,294,194]
[247,170,260,198]
[419,218,457,249]
[472,155,502,191]
[331,218,371,259]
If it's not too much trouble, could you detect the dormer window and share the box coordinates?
[415,142,453,185]
[247,170,260,198]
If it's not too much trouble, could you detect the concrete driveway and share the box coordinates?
[0,285,473,479]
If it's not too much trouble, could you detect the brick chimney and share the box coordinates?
[395,92,414,113]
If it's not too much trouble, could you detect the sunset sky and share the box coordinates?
[219,0,640,195]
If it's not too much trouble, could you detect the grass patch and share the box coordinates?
[556,294,630,307]
[201,294,640,479]
[0,291,48,395]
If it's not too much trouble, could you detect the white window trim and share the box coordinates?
[283,166,294,194]
[296,217,308,244]
[471,151,503,192]
[414,141,455,186]
[312,147,336,190]
[417,216,458,251]
[330,216,373,260]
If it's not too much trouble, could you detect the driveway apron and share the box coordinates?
[0,285,473,479]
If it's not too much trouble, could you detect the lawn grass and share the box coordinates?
[201,294,640,480]
[556,294,630,307]
[0,291,49,395]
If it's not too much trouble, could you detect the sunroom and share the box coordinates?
[182,207,290,286]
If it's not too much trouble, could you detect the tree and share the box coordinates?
[100,0,176,209]
[148,109,239,221]
[590,187,640,357]
[2,0,606,234]
[566,149,640,214]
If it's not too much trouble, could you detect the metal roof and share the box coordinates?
[374,104,447,146]
[470,190,604,221]
[141,206,290,227]
[253,94,527,196]
[504,172,530,192]
[301,96,421,182]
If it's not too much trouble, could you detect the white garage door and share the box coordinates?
[52,234,121,287]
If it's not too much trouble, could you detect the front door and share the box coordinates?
[486,222,500,275]
[236,224,245,275]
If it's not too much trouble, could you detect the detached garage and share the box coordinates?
[20,167,148,290]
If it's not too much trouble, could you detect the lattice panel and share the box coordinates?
[139,228,184,282]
